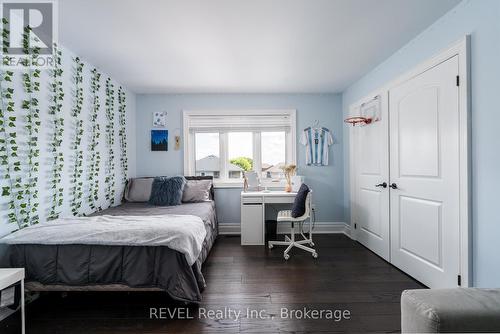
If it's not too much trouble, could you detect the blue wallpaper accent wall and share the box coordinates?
[136,94,344,224]
[342,0,500,287]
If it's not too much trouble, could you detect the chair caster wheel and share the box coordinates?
[268,244,273,249]
[284,254,290,260]
[310,242,315,247]
[312,252,318,258]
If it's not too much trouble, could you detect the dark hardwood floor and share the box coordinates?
[1,234,425,333]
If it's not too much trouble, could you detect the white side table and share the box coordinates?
[0,268,25,334]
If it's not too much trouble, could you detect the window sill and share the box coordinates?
[213,182,243,189]
[213,180,287,189]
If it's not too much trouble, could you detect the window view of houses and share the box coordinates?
[195,155,285,180]
[195,155,244,179]
[194,131,286,181]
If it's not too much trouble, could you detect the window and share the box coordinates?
[261,131,286,181]
[228,132,253,179]
[184,110,296,186]
[195,132,220,178]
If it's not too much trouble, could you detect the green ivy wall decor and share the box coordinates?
[0,64,23,227]
[118,87,128,186]
[88,68,101,212]
[21,26,41,227]
[104,77,115,206]
[47,43,64,220]
[0,27,128,227]
[70,57,85,216]
[0,18,23,228]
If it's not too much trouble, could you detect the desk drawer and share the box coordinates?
[265,196,295,204]
[241,196,263,204]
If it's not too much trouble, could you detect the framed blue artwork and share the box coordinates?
[151,130,168,151]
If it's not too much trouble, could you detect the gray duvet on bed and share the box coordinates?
[0,201,218,303]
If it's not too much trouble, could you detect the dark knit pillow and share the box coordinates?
[291,183,310,218]
[149,176,186,206]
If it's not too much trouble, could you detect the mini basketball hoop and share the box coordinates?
[344,95,381,127]
[344,116,372,126]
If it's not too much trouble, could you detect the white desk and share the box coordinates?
[0,268,25,334]
[240,191,296,245]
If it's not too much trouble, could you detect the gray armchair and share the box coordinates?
[401,288,500,333]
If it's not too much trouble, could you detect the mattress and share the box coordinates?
[0,201,218,303]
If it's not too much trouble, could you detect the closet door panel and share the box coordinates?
[399,196,442,266]
[389,55,460,288]
[352,94,390,261]
[398,87,440,177]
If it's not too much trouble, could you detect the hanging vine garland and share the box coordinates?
[88,68,101,212]
[69,57,84,216]
[1,18,24,228]
[118,87,128,186]
[47,43,64,220]
[0,63,22,227]
[104,77,115,206]
[21,26,41,226]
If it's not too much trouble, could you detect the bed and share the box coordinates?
[0,176,217,303]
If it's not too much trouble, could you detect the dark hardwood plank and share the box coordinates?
[0,234,425,333]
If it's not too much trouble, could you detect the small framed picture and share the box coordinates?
[151,130,168,151]
[153,111,167,127]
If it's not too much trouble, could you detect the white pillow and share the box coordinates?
[182,180,212,203]
[125,178,154,202]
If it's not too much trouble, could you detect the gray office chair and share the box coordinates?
[268,191,317,260]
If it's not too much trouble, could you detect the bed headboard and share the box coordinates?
[123,175,215,202]
[184,176,215,200]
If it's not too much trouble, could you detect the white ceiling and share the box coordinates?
[59,0,460,94]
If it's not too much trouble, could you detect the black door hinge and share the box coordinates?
[457,275,462,286]
[456,75,460,86]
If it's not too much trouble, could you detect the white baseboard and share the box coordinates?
[218,224,241,235]
[219,222,351,237]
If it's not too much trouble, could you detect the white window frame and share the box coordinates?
[183,109,296,188]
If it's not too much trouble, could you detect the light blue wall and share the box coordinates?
[136,94,344,224]
[342,0,500,287]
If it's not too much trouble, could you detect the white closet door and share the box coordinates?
[352,94,390,261]
[389,56,460,288]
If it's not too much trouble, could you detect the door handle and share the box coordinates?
[375,182,387,188]
[390,183,398,189]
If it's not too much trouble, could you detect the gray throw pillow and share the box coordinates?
[149,176,186,206]
[182,180,212,203]
[124,178,154,202]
